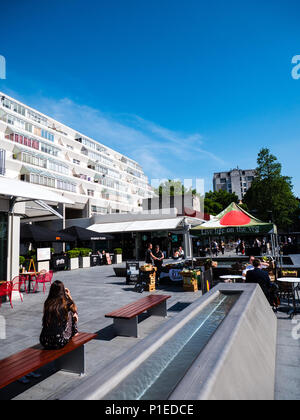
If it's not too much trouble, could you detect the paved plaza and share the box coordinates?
[0,260,300,400]
[0,263,202,400]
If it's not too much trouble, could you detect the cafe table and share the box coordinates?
[219,275,244,284]
[277,277,300,318]
[20,272,40,293]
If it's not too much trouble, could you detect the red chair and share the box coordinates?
[10,281,24,307]
[12,275,28,294]
[33,270,52,294]
[0,282,13,308]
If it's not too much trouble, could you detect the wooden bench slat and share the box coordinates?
[107,296,170,318]
[0,333,96,371]
[105,294,171,319]
[105,297,169,318]
[0,332,97,390]
[0,333,96,374]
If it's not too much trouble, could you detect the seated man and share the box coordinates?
[245,258,272,302]
[242,256,255,281]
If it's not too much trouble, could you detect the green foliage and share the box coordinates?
[204,190,239,215]
[19,256,25,266]
[70,248,92,257]
[67,249,80,259]
[154,180,196,197]
[243,148,298,229]
[114,248,122,254]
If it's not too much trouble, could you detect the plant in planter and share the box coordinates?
[19,256,25,272]
[77,248,92,268]
[179,269,200,292]
[67,249,80,270]
[114,248,123,264]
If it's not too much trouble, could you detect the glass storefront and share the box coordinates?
[0,213,8,281]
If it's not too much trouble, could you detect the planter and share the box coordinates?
[140,265,156,272]
[79,256,90,268]
[69,257,79,270]
[183,279,198,292]
[114,267,127,277]
[114,254,123,264]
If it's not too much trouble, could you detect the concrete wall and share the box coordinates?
[62,283,277,401]
[170,284,277,400]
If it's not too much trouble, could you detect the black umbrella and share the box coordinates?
[20,224,76,243]
[58,226,113,241]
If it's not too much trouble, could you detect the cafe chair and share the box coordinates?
[33,270,52,294]
[12,275,28,294]
[0,281,13,308]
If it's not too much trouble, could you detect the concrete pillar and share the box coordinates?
[57,203,66,253]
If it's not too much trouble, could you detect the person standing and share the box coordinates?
[153,245,164,285]
[220,241,225,255]
[236,239,241,255]
[145,243,155,264]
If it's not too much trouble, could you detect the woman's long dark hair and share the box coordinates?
[42,280,77,327]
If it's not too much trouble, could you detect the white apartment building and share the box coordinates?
[0,92,153,220]
[213,168,256,200]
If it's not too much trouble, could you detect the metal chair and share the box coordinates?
[12,275,28,294]
[0,282,13,308]
[33,270,52,294]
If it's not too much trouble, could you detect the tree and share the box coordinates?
[204,190,239,216]
[243,148,298,229]
[153,180,196,197]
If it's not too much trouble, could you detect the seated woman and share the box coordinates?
[40,280,78,350]
[173,249,180,260]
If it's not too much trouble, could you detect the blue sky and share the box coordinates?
[1,0,300,195]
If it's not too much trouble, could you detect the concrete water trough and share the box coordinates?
[62,283,277,401]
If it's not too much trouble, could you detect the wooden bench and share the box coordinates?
[0,332,97,390]
[105,294,171,338]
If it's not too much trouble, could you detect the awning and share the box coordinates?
[191,202,277,236]
[0,176,73,204]
[20,224,76,243]
[59,226,113,241]
[87,218,186,234]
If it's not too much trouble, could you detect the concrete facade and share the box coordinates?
[213,168,256,200]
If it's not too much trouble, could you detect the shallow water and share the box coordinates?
[104,292,240,400]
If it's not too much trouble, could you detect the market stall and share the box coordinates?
[191,202,280,274]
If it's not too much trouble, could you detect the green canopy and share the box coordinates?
[191,202,277,237]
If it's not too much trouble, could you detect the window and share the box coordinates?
[2,98,25,116]
[73,159,80,165]
[91,205,108,214]
[87,189,94,197]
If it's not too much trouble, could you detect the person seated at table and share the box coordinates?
[40,280,78,350]
[178,246,184,259]
[173,248,180,259]
[245,259,272,302]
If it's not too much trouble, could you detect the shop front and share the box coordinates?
[0,212,7,281]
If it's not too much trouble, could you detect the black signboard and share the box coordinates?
[90,254,101,267]
[126,261,140,285]
[51,254,68,271]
